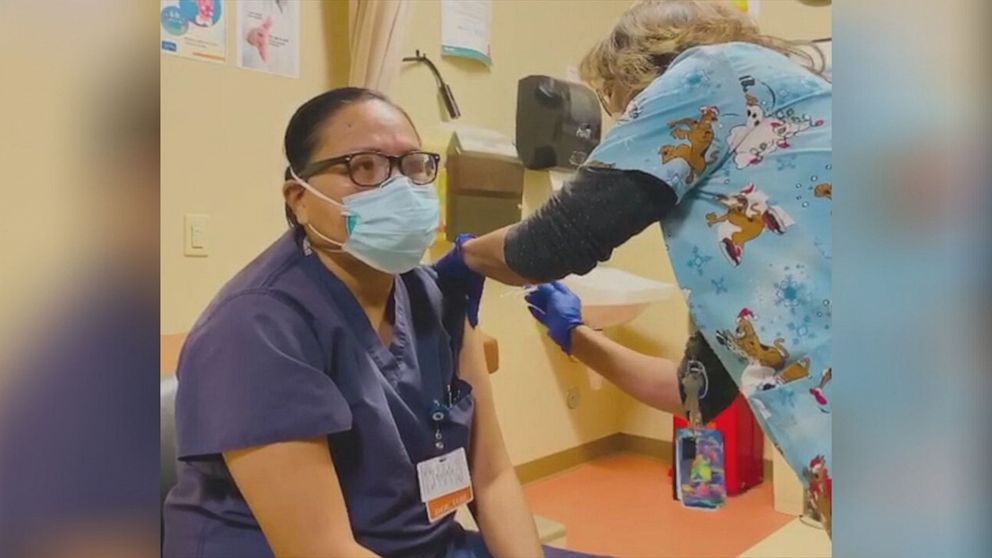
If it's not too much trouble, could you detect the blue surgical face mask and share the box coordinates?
[290,170,440,274]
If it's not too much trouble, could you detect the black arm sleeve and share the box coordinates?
[504,167,677,283]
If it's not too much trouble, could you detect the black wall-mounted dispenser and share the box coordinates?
[515,75,602,170]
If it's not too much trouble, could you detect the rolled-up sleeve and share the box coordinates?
[175,292,352,460]
[504,168,674,282]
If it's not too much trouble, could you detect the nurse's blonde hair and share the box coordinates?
[580,0,825,113]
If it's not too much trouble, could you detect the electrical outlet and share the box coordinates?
[566,387,581,410]
[184,214,209,257]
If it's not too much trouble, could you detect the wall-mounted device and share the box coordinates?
[515,75,602,170]
[444,127,524,241]
[402,50,461,120]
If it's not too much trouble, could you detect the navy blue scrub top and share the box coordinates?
[163,228,474,558]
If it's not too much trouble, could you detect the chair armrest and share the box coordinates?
[480,330,499,374]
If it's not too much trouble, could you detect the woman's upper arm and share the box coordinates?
[178,295,368,555]
[458,319,514,485]
[225,438,369,557]
[175,293,352,459]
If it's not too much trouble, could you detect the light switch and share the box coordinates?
[184,214,209,257]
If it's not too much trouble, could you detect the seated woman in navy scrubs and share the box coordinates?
[163,88,589,558]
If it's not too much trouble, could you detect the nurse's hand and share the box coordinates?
[525,282,584,354]
[433,233,485,328]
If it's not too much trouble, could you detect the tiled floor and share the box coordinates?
[738,518,831,558]
[524,453,799,558]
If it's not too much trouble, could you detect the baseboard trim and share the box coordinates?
[515,432,773,484]
[515,434,624,484]
[615,432,671,460]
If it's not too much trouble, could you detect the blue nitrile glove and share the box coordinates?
[525,282,585,354]
[432,233,485,328]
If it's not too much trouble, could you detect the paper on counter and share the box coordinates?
[450,125,518,160]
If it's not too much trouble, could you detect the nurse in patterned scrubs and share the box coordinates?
[435,0,832,535]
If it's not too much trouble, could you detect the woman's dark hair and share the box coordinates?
[282,87,409,227]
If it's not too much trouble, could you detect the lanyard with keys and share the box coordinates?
[675,357,726,510]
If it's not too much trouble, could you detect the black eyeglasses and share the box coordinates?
[299,151,441,188]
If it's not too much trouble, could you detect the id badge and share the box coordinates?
[416,447,474,523]
[675,427,726,510]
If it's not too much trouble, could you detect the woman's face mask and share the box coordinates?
[290,169,440,274]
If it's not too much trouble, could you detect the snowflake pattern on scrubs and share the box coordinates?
[584,42,831,504]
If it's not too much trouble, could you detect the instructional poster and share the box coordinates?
[237,0,300,78]
[160,0,227,63]
[441,0,492,66]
